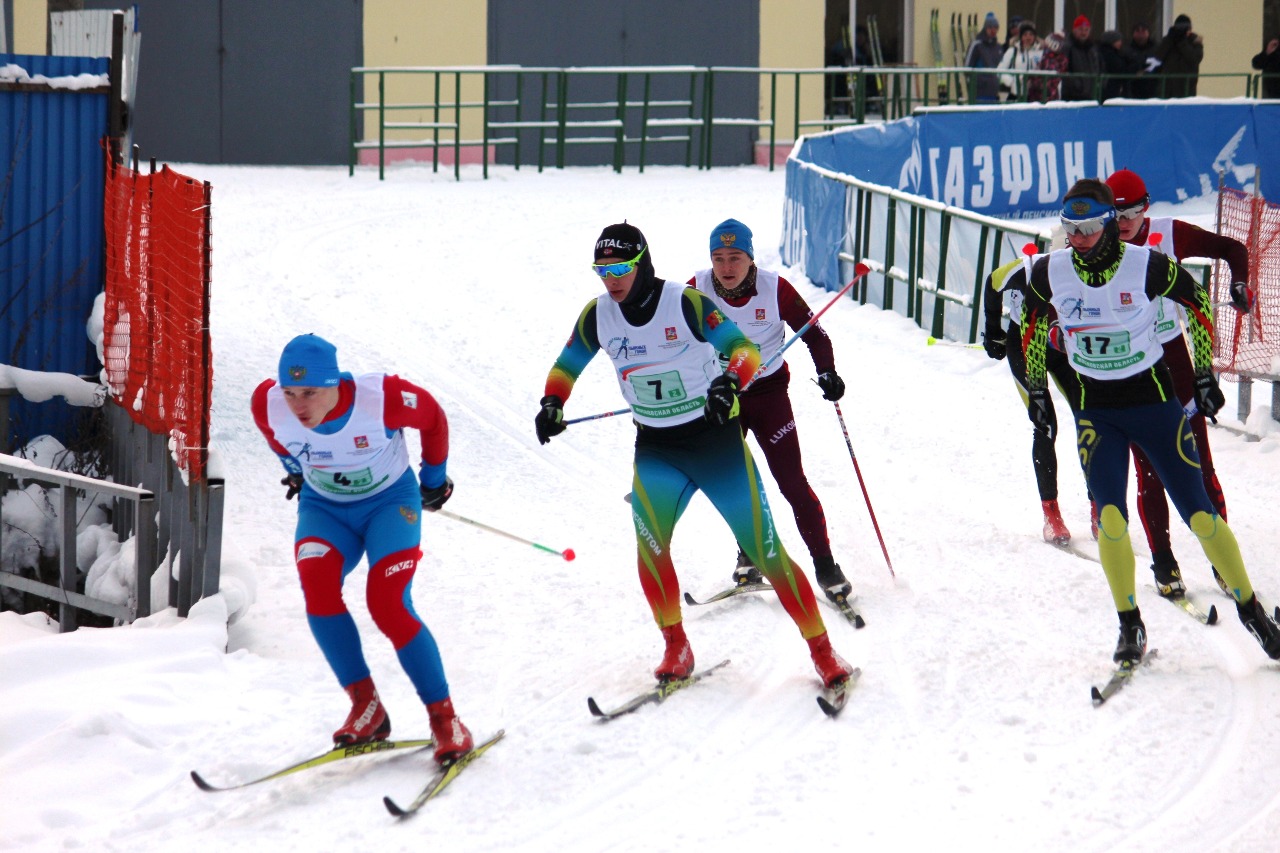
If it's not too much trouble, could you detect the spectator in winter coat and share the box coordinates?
[966,12,1006,102]
[1154,14,1203,97]
[1029,31,1068,102]
[1062,15,1101,101]
[1098,29,1137,100]
[998,21,1043,100]
[1253,36,1280,99]
[1004,15,1024,51]
[1128,21,1161,99]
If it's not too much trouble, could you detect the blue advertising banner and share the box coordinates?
[781,158,847,290]
[792,103,1280,219]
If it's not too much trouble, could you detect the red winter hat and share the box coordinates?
[1073,15,1090,29]
[1105,169,1149,208]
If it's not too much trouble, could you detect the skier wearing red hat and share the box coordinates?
[1104,168,1253,599]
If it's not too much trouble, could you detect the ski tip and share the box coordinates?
[854,613,867,629]
[190,770,218,792]
[383,795,408,818]
[1207,604,1219,625]
[817,695,840,717]
[1090,686,1105,705]
[682,592,698,606]
[587,696,606,717]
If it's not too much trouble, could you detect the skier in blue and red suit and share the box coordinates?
[533,222,855,692]
[252,334,473,765]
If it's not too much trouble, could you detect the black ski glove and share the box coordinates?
[1193,372,1225,422]
[704,374,739,426]
[420,476,454,512]
[281,473,303,501]
[1027,388,1056,440]
[816,370,845,401]
[535,395,566,445]
[1229,281,1254,313]
[982,328,1007,361]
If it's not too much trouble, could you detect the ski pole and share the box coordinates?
[831,400,895,579]
[925,336,982,349]
[566,262,871,424]
[742,262,871,392]
[564,407,630,427]
[435,509,576,561]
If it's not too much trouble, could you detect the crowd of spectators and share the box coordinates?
[961,13,1276,104]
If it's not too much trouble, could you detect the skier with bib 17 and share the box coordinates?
[1015,180,1280,664]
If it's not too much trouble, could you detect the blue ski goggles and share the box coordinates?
[592,246,647,278]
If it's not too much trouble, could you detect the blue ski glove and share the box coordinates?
[420,476,454,512]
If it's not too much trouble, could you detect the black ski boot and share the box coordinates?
[814,555,852,603]
[1113,608,1147,664]
[1150,549,1185,600]
[731,549,763,586]
[1236,594,1280,659]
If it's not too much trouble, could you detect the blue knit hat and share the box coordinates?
[984,12,999,29]
[279,334,340,387]
[709,218,754,259]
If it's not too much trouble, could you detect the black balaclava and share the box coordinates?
[594,222,664,321]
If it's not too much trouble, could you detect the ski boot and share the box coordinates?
[1041,500,1070,546]
[813,555,852,603]
[1150,549,1186,600]
[731,549,763,586]
[426,697,474,765]
[1113,608,1147,664]
[654,622,695,682]
[807,631,854,688]
[1236,594,1280,659]
[333,676,391,746]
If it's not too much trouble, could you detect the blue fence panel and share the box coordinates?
[792,102,1280,220]
[0,53,109,448]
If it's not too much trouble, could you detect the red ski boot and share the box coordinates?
[333,676,391,746]
[1041,500,1070,546]
[426,697,474,765]
[807,631,854,688]
[654,622,695,682]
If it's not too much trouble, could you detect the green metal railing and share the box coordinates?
[349,65,1271,180]
[796,159,1050,342]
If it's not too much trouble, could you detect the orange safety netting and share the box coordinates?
[1213,186,1280,380]
[102,157,213,482]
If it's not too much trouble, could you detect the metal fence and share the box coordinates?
[348,64,1270,179]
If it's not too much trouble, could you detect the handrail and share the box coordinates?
[788,158,1051,343]
[349,65,1270,179]
[0,453,156,631]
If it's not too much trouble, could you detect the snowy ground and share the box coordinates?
[3,164,1280,853]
